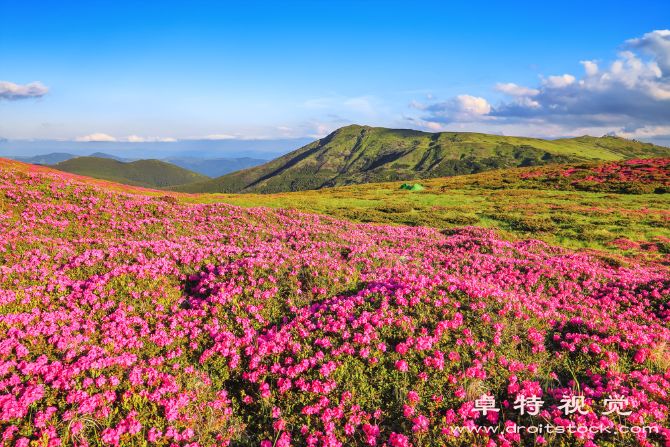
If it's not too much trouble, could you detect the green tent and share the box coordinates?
[399,183,411,190]
[409,183,424,191]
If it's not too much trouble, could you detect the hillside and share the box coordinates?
[164,157,670,259]
[167,124,670,194]
[3,152,269,178]
[47,156,210,188]
[1,158,669,446]
[88,151,141,162]
[4,152,78,165]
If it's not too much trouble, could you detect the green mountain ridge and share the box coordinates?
[166,125,670,194]
[47,157,210,188]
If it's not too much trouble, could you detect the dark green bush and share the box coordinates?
[577,230,616,242]
[514,218,558,233]
[375,203,413,213]
[444,215,479,225]
[594,254,630,268]
[620,182,658,195]
[550,214,576,224]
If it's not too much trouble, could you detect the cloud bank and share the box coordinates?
[123,135,178,142]
[183,134,236,140]
[409,95,492,124]
[0,81,50,101]
[409,30,670,139]
[75,134,177,142]
[76,133,118,142]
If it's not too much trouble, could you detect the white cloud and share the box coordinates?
[0,81,50,100]
[75,133,117,142]
[122,135,177,142]
[494,83,539,97]
[298,121,332,139]
[617,125,670,139]
[493,83,540,108]
[277,127,293,131]
[626,29,670,76]
[409,30,670,141]
[409,94,492,124]
[491,30,670,133]
[408,30,670,137]
[542,74,576,88]
[580,60,599,76]
[183,134,237,140]
[408,100,428,111]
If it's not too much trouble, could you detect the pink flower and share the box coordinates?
[260,382,271,398]
[389,433,410,447]
[273,419,286,431]
[277,432,292,447]
[407,391,419,403]
[148,428,162,442]
[412,414,429,432]
[395,360,408,372]
[362,424,379,445]
[635,348,649,363]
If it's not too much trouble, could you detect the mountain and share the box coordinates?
[4,152,78,165]
[88,152,141,162]
[160,157,268,177]
[47,157,210,188]
[2,152,268,177]
[166,124,670,194]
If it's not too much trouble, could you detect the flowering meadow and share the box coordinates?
[429,158,670,195]
[1,159,670,447]
[179,158,670,258]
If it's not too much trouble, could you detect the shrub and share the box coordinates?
[594,254,630,268]
[514,217,558,233]
[577,230,616,242]
[620,182,658,195]
[375,203,413,213]
[550,214,576,224]
[444,215,479,225]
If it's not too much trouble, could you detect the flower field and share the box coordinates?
[429,158,670,195]
[1,160,670,447]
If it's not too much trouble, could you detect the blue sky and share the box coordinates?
[1,0,670,147]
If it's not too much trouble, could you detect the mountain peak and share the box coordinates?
[167,126,670,195]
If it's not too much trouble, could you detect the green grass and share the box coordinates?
[177,179,670,261]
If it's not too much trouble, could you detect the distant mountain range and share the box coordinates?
[167,124,670,194]
[45,157,210,188]
[159,157,268,178]
[3,152,268,177]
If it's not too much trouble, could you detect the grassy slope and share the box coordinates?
[167,125,670,194]
[177,159,670,262]
[4,156,669,261]
[47,156,210,188]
